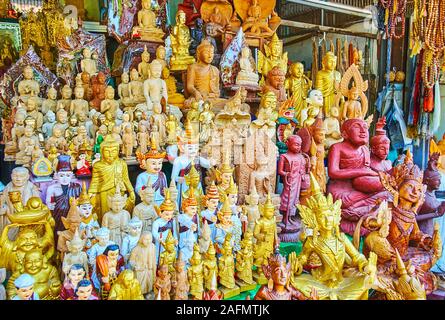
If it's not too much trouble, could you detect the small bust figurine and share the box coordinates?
[236,47,259,86]
[42,86,58,115]
[170,10,196,71]
[73,279,98,300]
[132,0,165,42]
[102,187,131,249]
[80,48,98,76]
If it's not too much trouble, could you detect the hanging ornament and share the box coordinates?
[379,0,407,39]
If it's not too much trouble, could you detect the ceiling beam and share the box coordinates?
[285,0,373,18]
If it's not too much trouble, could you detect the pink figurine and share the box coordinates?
[369,117,392,173]
[327,119,392,236]
[277,135,310,242]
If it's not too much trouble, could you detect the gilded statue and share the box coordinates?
[132,0,165,42]
[108,269,144,300]
[236,231,255,287]
[289,174,377,300]
[162,67,185,108]
[257,33,288,84]
[315,51,341,117]
[170,10,196,71]
[188,243,204,299]
[284,62,312,114]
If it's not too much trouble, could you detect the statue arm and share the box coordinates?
[344,234,367,270]
[171,158,182,183]
[122,162,134,194]
[186,65,201,99]
[277,155,287,178]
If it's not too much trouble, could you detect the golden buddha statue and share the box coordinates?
[7,249,61,300]
[253,193,277,282]
[289,174,377,300]
[315,51,341,117]
[284,62,312,114]
[241,0,273,36]
[236,230,255,288]
[162,67,185,108]
[132,0,165,43]
[258,33,288,84]
[88,135,135,222]
[170,10,195,71]
[187,243,204,299]
[108,269,144,300]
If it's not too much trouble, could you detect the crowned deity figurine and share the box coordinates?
[236,231,255,290]
[129,232,157,298]
[188,244,204,299]
[152,189,178,262]
[76,182,99,250]
[202,242,218,290]
[170,10,196,71]
[132,0,165,42]
[159,230,178,281]
[57,198,83,261]
[102,187,131,249]
[262,66,287,104]
[133,180,158,233]
[315,51,341,117]
[218,234,239,298]
[88,135,135,221]
[201,182,220,239]
[258,33,288,84]
[289,174,377,300]
[45,155,82,236]
[135,138,167,206]
[62,230,88,277]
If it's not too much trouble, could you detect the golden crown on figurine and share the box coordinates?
[225,176,238,195]
[390,149,423,187]
[136,137,166,166]
[77,181,92,205]
[259,193,275,216]
[159,188,176,212]
[181,186,199,212]
[205,181,220,200]
[217,195,233,221]
[178,120,199,145]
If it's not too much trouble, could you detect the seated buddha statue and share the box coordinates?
[242,0,274,36]
[235,47,259,86]
[162,67,185,108]
[327,118,392,236]
[185,39,225,109]
[15,65,41,106]
[132,0,165,43]
[170,10,196,71]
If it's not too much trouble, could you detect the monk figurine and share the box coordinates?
[154,264,172,300]
[108,269,144,300]
[88,135,135,221]
[369,117,392,173]
[285,62,312,114]
[135,138,168,206]
[57,85,73,113]
[258,33,288,84]
[42,86,58,115]
[132,0,165,42]
[170,10,195,71]
[102,187,131,249]
[95,244,125,300]
[315,51,341,117]
[236,47,259,86]
[255,247,316,300]
[129,232,157,298]
[323,105,342,150]
[162,67,185,108]
[7,249,61,300]
[188,244,204,299]
[185,39,222,106]
[327,119,391,235]
[143,60,168,111]
[80,48,98,76]
[133,181,157,233]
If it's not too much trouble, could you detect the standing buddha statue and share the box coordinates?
[315,51,341,117]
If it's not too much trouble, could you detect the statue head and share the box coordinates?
[266,66,285,90]
[108,187,127,213]
[16,228,39,253]
[103,244,120,262]
[45,110,55,123]
[175,254,186,273]
[141,46,150,62]
[341,119,368,146]
[69,115,78,127]
[15,110,26,125]
[23,125,34,138]
[14,273,36,300]
[127,217,143,237]
[226,177,238,205]
[97,72,106,84]
[23,249,45,275]
[130,68,139,81]
[348,84,360,101]
[157,264,169,278]
[329,105,339,119]
[322,51,337,71]
[241,46,251,59]
[286,135,302,154]
[120,269,136,289]
[23,66,34,80]
[197,40,214,65]
[260,193,275,219]
[100,135,120,164]
[290,62,304,78]
[181,187,198,216]
[95,227,110,246]
[246,184,260,206]
[370,117,390,161]
[105,86,115,99]
[189,244,202,265]
[81,71,90,84]
[47,86,57,100]
[310,117,325,144]
[57,109,68,123]
[159,189,176,220]
[260,91,277,111]
[217,196,233,226]
[176,10,186,25]
[141,0,151,10]
[268,33,283,58]
[161,67,170,80]
[26,97,38,112]
[150,60,163,79]
[67,229,85,254]
[82,48,92,59]
[121,72,129,84]
[306,89,323,108]
[75,279,94,300]
[156,45,166,60]
[67,264,86,286]
[54,155,74,185]
[11,167,30,188]
[139,232,153,247]
[204,182,219,210]
[61,85,72,99]
[265,249,291,287]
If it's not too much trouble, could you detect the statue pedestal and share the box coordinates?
[236,279,257,293]
[219,285,240,299]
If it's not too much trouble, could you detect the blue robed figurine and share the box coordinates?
[135,137,168,207]
[177,187,200,265]
[12,273,39,300]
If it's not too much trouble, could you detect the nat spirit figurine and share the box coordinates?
[10,273,39,300]
[129,232,157,298]
[121,217,143,262]
[170,10,195,71]
[236,231,255,289]
[159,230,178,278]
[178,190,200,263]
[289,174,377,300]
[76,183,99,250]
[154,264,172,300]
[57,199,83,261]
[7,249,61,300]
[133,180,158,233]
[254,248,316,300]
[132,0,165,42]
[218,234,239,298]
[102,187,131,249]
[88,135,135,221]
[201,182,219,239]
[258,33,288,84]
[95,244,125,300]
[108,269,144,300]
[188,244,204,300]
